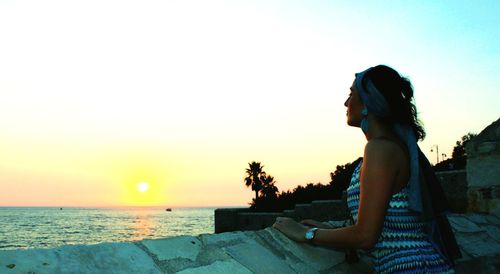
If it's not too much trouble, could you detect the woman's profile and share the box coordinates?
[273,65,460,273]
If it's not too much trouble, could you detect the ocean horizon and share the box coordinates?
[0,206,239,250]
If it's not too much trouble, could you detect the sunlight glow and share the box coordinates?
[137,182,149,193]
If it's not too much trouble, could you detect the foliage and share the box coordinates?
[247,158,362,212]
[244,161,266,202]
[434,132,477,171]
[244,162,279,208]
[451,133,477,159]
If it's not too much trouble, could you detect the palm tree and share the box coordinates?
[244,161,265,201]
[261,175,278,199]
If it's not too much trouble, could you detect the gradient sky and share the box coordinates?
[0,0,499,207]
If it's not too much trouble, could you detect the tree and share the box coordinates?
[434,133,477,171]
[244,161,266,201]
[452,133,477,160]
[260,175,278,199]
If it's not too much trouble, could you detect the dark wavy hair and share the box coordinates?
[363,65,426,141]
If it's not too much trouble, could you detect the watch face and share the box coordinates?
[305,231,314,240]
[305,228,317,240]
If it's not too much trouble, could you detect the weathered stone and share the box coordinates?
[467,156,500,188]
[214,208,250,233]
[287,261,320,274]
[159,257,199,273]
[224,241,296,273]
[237,212,282,231]
[484,225,500,243]
[449,216,485,233]
[294,204,312,220]
[467,188,493,213]
[484,215,500,226]
[0,243,162,274]
[257,227,346,271]
[311,200,348,221]
[465,118,500,214]
[477,142,497,154]
[195,245,231,265]
[283,209,297,219]
[141,236,202,261]
[465,213,489,225]
[455,232,500,257]
[436,170,468,213]
[199,231,250,246]
[175,259,252,274]
[455,254,500,274]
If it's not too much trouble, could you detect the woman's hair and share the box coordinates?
[363,65,426,141]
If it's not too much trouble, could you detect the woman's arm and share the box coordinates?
[274,139,403,250]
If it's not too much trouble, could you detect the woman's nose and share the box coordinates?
[344,98,349,107]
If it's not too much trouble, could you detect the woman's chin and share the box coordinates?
[347,120,361,128]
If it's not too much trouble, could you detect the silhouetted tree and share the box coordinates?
[434,133,477,171]
[244,161,266,202]
[260,175,278,199]
[452,133,477,160]
[329,157,363,199]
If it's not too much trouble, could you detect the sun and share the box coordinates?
[137,182,150,193]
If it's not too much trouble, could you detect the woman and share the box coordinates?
[273,65,457,273]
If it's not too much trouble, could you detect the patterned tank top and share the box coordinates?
[346,161,455,273]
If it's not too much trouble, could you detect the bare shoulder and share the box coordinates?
[364,138,406,159]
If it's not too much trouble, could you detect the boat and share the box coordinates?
[165,208,172,212]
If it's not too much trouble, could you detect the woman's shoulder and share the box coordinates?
[364,136,408,162]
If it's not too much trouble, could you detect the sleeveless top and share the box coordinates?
[346,161,455,273]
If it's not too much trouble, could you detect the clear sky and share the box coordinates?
[0,0,499,207]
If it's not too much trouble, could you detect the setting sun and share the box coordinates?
[137,182,149,193]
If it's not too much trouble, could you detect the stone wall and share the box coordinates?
[215,199,348,233]
[436,170,468,213]
[466,118,500,213]
[1,213,499,273]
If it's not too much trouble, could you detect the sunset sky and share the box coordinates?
[0,0,499,207]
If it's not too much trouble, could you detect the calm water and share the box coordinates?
[0,207,215,250]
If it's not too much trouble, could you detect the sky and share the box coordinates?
[0,0,499,207]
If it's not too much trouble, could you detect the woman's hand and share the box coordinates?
[272,217,309,242]
[300,219,333,229]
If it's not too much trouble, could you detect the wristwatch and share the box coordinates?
[305,227,318,241]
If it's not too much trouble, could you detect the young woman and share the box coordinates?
[273,65,457,273]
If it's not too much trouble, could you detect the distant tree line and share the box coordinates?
[245,158,362,212]
[245,133,477,212]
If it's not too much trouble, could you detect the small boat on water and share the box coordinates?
[165,208,172,212]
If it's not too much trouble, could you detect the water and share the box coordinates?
[0,207,215,250]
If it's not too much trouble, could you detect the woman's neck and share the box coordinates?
[363,114,395,141]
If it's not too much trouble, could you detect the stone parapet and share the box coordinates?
[214,208,250,233]
[466,117,500,214]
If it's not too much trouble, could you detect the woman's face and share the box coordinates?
[344,80,364,127]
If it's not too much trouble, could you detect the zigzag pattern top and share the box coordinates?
[346,161,455,273]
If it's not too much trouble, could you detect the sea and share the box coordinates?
[0,207,218,250]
